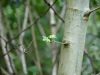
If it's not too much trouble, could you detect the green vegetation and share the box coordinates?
[0,0,100,75]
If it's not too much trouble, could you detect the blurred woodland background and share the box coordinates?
[0,0,100,75]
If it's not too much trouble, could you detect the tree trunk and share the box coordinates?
[58,0,89,75]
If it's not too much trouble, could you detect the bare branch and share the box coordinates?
[84,6,100,18]
[0,44,21,58]
[44,0,65,22]
[57,3,66,32]
[7,0,58,43]
[0,48,13,58]
[32,10,51,49]
[0,41,33,58]
[89,6,100,14]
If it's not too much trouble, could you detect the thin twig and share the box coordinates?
[0,44,21,59]
[89,6,100,14]
[0,48,13,58]
[32,10,51,49]
[57,3,66,32]
[44,0,65,22]
[14,45,22,53]
[1,0,58,59]
[84,6,100,18]
[0,40,33,58]
[52,40,65,44]
[51,7,65,22]
[25,40,33,50]
[7,0,58,43]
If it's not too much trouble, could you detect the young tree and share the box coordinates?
[58,0,100,75]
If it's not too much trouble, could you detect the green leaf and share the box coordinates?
[49,35,56,39]
[42,36,50,42]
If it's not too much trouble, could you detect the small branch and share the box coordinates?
[51,7,65,22]
[0,40,33,59]
[57,3,66,32]
[33,10,51,48]
[44,0,65,22]
[7,0,57,43]
[0,44,20,59]
[25,40,33,50]
[0,48,13,58]
[83,6,100,18]
[52,40,66,44]
[89,6,100,14]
